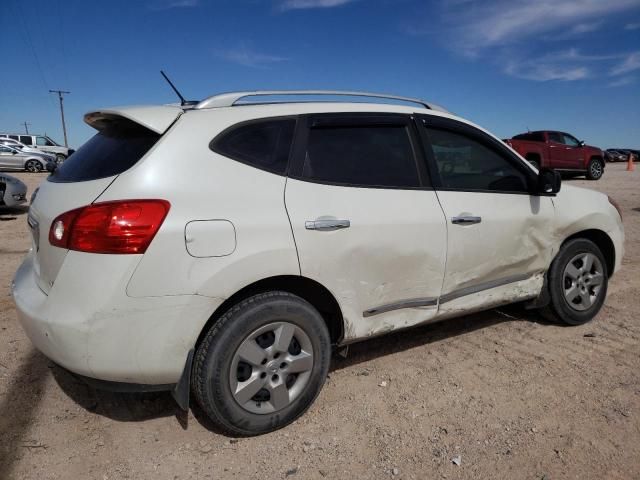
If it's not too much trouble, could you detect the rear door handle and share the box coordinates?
[451,216,481,225]
[305,219,351,231]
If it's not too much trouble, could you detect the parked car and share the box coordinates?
[505,131,605,179]
[0,133,73,163]
[0,173,27,207]
[605,149,628,162]
[12,91,624,436]
[0,144,56,172]
[0,138,57,163]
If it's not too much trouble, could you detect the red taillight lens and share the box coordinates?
[49,200,170,254]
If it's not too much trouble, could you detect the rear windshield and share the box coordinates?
[49,119,160,183]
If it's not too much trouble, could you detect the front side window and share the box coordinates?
[301,124,419,188]
[19,136,33,145]
[36,136,55,146]
[0,146,13,154]
[211,119,295,175]
[426,127,529,193]
[562,134,580,147]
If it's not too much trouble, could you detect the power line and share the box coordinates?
[49,90,70,147]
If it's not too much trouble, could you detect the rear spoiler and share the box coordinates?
[84,105,183,134]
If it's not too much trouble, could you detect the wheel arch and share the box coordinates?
[194,275,345,351]
[563,229,615,277]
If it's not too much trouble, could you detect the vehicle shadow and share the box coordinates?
[50,304,548,438]
[51,366,180,423]
[0,205,29,221]
[0,349,51,479]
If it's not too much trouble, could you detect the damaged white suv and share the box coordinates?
[13,91,624,436]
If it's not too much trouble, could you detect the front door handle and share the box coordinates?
[451,216,481,225]
[305,219,351,231]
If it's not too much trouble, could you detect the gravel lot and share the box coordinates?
[1,164,638,480]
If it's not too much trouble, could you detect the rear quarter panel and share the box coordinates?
[94,108,301,299]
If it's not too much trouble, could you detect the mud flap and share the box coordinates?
[172,349,194,411]
[525,272,551,310]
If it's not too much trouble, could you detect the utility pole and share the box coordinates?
[49,89,70,147]
[22,121,31,134]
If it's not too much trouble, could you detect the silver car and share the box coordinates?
[0,138,57,163]
[0,173,27,207]
[0,144,54,172]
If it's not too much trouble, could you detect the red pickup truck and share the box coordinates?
[505,131,605,180]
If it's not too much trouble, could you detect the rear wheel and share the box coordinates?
[193,292,331,436]
[586,158,603,180]
[541,238,608,325]
[25,160,42,172]
[55,154,66,164]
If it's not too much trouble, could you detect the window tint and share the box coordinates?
[19,136,33,145]
[211,119,295,174]
[426,127,529,193]
[302,125,419,188]
[50,120,160,183]
[8,135,19,140]
[513,132,544,142]
[0,146,13,153]
[548,132,563,143]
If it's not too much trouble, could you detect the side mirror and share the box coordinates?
[579,140,585,146]
[537,167,561,195]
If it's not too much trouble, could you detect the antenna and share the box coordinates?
[160,70,197,106]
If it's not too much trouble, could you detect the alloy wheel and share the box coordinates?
[563,253,604,311]
[229,322,314,414]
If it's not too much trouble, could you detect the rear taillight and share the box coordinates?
[49,200,170,254]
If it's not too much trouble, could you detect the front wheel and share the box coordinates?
[541,238,608,325]
[586,158,603,180]
[25,160,43,172]
[55,154,66,164]
[193,292,331,436]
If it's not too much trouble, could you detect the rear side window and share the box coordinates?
[426,127,529,193]
[20,136,33,145]
[513,132,544,142]
[548,132,563,143]
[211,119,295,175]
[302,125,419,188]
[49,120,160,183]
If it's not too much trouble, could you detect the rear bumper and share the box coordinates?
[12,251,222,385]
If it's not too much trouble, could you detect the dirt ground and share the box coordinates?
[0,164,638,480]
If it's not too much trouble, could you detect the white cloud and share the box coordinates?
[611,52,640,75]
[440,0,640,53]
[625,21,640,29]
[148,0,198,11]
[279,0,357,10]
[608,76,636,87]
[216,46,288,68]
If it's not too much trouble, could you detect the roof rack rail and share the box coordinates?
[194,90,448,112]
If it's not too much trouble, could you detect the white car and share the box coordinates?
[12,91,624,436]
[0,173,27,207]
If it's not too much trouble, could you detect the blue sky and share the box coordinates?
[1,0,639,149]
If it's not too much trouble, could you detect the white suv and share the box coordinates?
[12,91,624,436]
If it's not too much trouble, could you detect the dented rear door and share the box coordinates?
[285,113,447,342]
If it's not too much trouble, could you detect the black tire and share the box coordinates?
[586,158,603,180]
[55,154,66,164]
[541,238,608,325]
[25,160,42,172]
[193,291,331,436]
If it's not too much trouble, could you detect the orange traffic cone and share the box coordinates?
[627,152,635,171]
